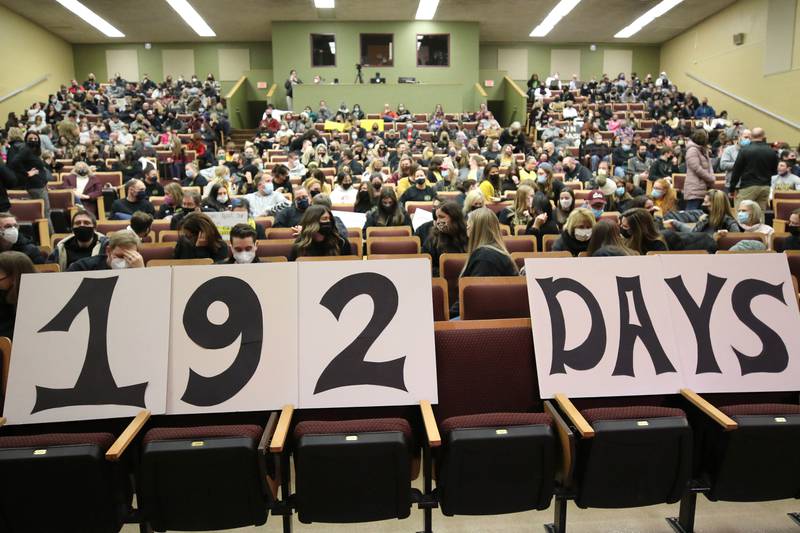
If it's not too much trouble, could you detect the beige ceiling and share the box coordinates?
[0,0,736,44]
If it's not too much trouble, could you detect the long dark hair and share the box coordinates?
[293,204,345,256]
[374,187,406,226]
[178,212,225,253]
[0,251,35,304]
[622,208,666,254]
[427,201,467,252]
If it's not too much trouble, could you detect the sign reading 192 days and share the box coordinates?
[525,253,800,398]
[3,259,437,425]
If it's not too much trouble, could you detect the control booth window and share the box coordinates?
[417,34,450,67]
[360,34,394,67]
[311,34,336,67]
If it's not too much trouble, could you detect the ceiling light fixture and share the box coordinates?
[529,0,581,37]
[165,0,216,37]
[314,0,335,8]
[614,0,684,38]
[54,0,124,38]
[415,0,440,20]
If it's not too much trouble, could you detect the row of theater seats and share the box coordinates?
[0,319,797,533]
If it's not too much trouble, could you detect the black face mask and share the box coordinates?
[372,182,382,190]
[789,226,800,236]
[620,227,632,239]
[319,222,333,235]
[73,225,94,242]
[342,182,352,190]
[701,205,710,215]
[380,203,394,213]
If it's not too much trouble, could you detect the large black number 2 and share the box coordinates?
[181,276,263,406]
[314,273,407,394]
[33,277,148,413]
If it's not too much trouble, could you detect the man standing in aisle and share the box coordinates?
[730,127,778,210]
[285,69,302,111]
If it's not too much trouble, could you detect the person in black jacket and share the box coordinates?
[0,161,17,213]
[0,251,36,339]
[288,205,352,261]
[525,192,560,252]
[421,201,467,276]
[730,127,779,210]
[620,208,668,255]
[363,187,412,237]
[562,156,593,184]
[777,208,800,251]
[553,207,596,256]
[461,207,518,277]
[274,187,310,228]
[7,130,50,226]
[399,168,436,205]
[174,212,229,263]
[0,213,44,264]
[111,179,155,220]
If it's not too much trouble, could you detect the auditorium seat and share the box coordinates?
[140,243,178,264]
[543,234,559,252]
[502,235,537,253]
[147,258,215,267]
[47,189,75,234]
[9,199,48,245]
[715,232,767,251]
[265,228,296,240]
[511,251,572,270]
[295,255,361,262]
[425,319,555,519]
[366,226,412,238]
[459,277,529,320]
[439,252,468,308]
[33,263,60,273]
[405,202,434,216]
[431,278,449,321]
[137,416,280,531]
[256,239,295,260]
[366,236,421,255]
[785,251,800,281]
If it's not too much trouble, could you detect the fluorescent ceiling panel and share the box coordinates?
[614,0,684,38]
[55,0,124,38]
[165,0,216,37]
[415,0,440,20]
[314,0,335,7]
[530,0,582,37]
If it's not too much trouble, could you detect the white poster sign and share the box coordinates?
[4,269,171,424]
[297,258,437,408]
[206,211,248,241]
[332,210,367,230]
[526,256,683,399]
[526,254,800,399]
[412,208,434,232]
[660,253,800,393]
[167,263,298,414]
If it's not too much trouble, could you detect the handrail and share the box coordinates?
[266,83,277,99]
[0,74,50,104]
[474,82,488,98]
[224,75,247,100]
[503,76,527,99]
[685,72,799,131]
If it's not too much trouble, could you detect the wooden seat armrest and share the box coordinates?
[258,411,279,455]
[544,400,575,485]
[97,196,107,221]
[680,388,738,431]
[105,410,151,461]
[269,404,294,453]
[0,417,6,427]
[774,219,786,233]
[554,394,595,439]
[420,400,441,448]
[35,219,49,247]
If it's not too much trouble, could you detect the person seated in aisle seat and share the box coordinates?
[421,201,468,276]
[245,173,290,218]
[110,178,155,220]
[553,207,597,256]
[586,220,634,256]
[68,230,144,271]
[174,212,229,263]
[363,187,411,238]
[48,209,107,270]
[230,198,267,239]
[460,207,518,278]
[524,192,561,251]
[226,223,260,264]
[143,167,164,197]
[0,212,44,264]
[777,208,800,251]
[735,200,774,245]
[399,168,436,205]
[330,172,358,205]
[274,187,309,229]
[288,205,352,261]
[0,251,35,339]
[620,208,668,255]
[128,211,154,242]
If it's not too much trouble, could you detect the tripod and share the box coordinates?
[354,66,364,84]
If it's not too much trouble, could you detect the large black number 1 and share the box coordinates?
[314,273,407,394]
[33,277,148,413]
[181,276,263,406]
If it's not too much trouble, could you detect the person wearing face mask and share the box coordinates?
[420,202,467,276]
[274,187,311,228]
[354,181,376,213]
[776,209,800,251]
[363,187,411,238]
[174,213,229,263]
[628,144,652,186]
[719,129,750,190]
[48,210,107,270]
[63,161,104,214]
[479,162,502,201]
[246,174,290,217]
[499,185,534,232]
[533,164,564,202]
[67,231,144,271]
[730,127,778,210]
[143,168,165,198]
[585,220,634,256]
[647,147,679,183]
[554,207,596,256]
[555,189,575,228]
[611,139,635,177]
[0,251,35,339]
[620,208,668,255]
[111,179,155,220]
[0,213,44,264]
[330,172,358,204]
[392,157,416,195]
[609,178,635,213]
[650,178,678,216]
[271,165,294,196]
[7,130,50,225]
[202,183,232,212]
[226,224,261,264]
[399,169,436,205]
[665,189,740,236]
[769,161,800,201]
[524,192,561,250]
[157,183,184,220]
[289,205,352,260]
[735,200,773,245]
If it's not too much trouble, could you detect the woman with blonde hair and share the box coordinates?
[463,188,486,217]
[668,189,740,235]
[499,184,534,232]
[460,207,518,277]
[651,178,678,216]
[158,182,184,219]
[553,207,596,256]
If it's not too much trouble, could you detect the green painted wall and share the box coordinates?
[72,42,272,82]
[479,42,661,84]
[502,78,527,127]
[272,21,479,113]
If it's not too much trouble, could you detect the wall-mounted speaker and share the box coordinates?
[733,33,745,45]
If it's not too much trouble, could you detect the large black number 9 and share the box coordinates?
[181,276,263,406]
[314,272,407,394]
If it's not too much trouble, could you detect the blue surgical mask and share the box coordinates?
[537,174,547,184]
[737,211,750,224]
[263,182,274,195]
[622,144,631,151]
[652,189,664,199]
[740,139,751,146]
[592,208,604,219]
[615,186,625,197]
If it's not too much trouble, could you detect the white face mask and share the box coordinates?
[574,228,592,242]
[217,194,229,203]
[559,199,573,210]
[233,250,256,264]
[1,227,19,245]
[110,257,128,270]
